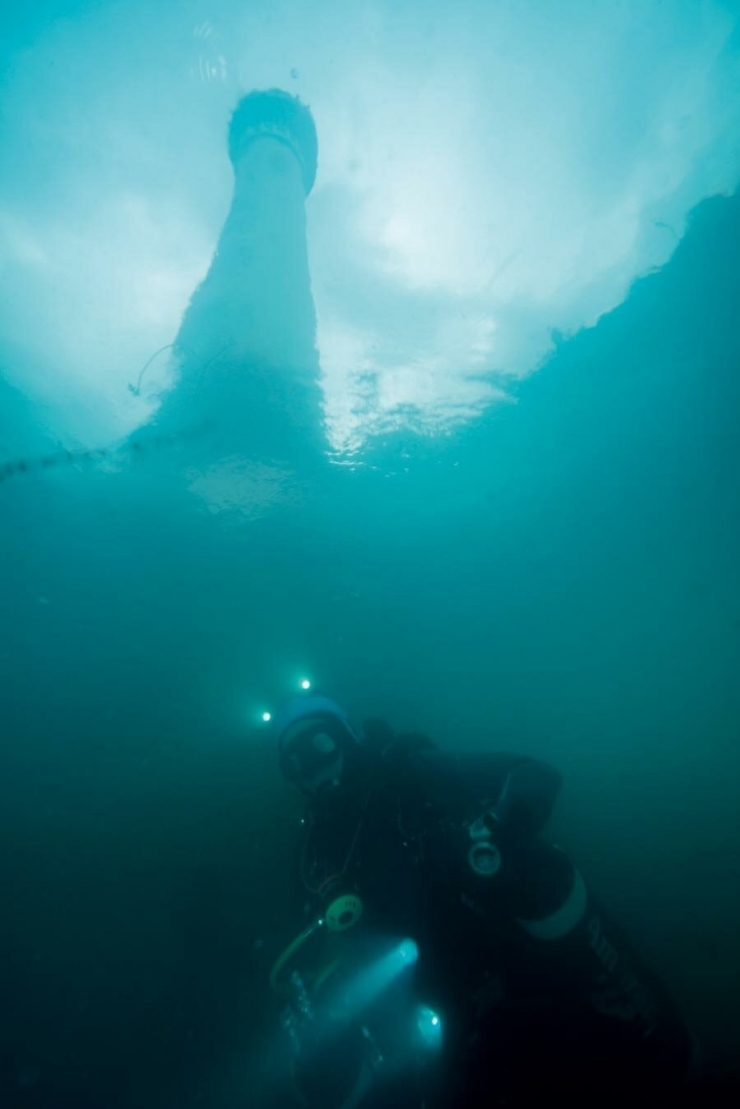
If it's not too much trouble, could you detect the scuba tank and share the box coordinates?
[459,807,695,1096]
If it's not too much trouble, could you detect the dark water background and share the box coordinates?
[1,180,739,1106]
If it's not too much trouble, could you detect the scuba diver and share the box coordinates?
[267,692,696,1108]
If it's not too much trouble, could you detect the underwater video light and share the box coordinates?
[398,939,419,964]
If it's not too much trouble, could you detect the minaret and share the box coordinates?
[151,89,323,468]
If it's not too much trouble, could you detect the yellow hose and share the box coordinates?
[269,918,324,993]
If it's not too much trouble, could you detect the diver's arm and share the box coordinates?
[488,756,562,842]
[400,746,562,843]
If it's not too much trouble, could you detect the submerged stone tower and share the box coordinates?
[151,90,323,476]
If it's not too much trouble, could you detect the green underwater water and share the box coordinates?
[1,3,739,1106]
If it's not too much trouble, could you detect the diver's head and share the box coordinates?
[274,695,361,797]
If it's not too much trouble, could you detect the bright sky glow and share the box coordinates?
[0,0,738,451]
